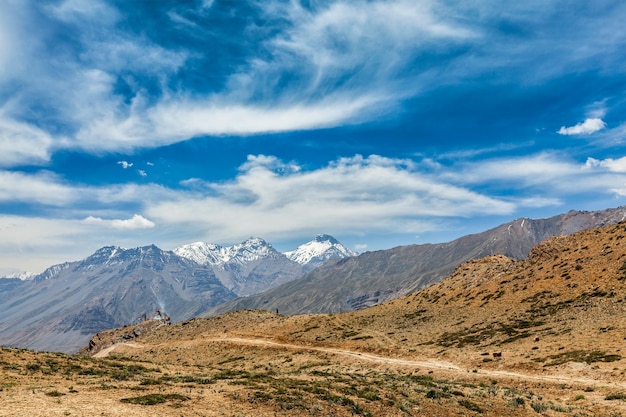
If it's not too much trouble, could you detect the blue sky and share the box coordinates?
[2,0,626,274]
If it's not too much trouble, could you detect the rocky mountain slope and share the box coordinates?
[0,245,236,352]
[204,206,626,316]
[52,221,626,417]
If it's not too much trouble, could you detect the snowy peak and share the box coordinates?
[228,237,278,264]
[175,235,354,269]
[173,242,226,266]
[174,237,280,266]
[285,234,357,268]
[2,271,36,280]
[313,234,340,244]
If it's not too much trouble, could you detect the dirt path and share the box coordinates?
[98,336,626,390]
[203,337,626,389]
[93,342,143,358]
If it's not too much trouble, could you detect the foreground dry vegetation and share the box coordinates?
[4,222,626,416]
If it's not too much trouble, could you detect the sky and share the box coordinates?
[2,0,626,275]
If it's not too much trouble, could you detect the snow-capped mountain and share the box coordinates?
[175,237,301,296]
[175,235,355,270]
[285,234,357,269]
[174,237,280,267]
[0,235,356,352]
[174,235,357,296]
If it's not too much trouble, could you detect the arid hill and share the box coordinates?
[4,222,626,416]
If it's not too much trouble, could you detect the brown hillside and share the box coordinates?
[4,222,626,416]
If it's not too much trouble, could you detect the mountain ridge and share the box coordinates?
[203,206,626,316]
[0,235,356,352]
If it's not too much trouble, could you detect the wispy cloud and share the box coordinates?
[117,161,133,169]
[0,114,56,167]
[0,171,76,205]
[446,152,626,200]
[0,169,175,208]
[2,0,625,165]
[558,118,606,135]
[0,0,481,163]
[83,214,155,230]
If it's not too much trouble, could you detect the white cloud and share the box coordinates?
[558,118,606,135]
[0,0,481,157]
[47,0,119,24]
[448,153,580,186]
[445,152,626,201]
[2,0,626,161]
[0,169,176,208]
[117,161,133,169]
[72,94,383,151]
[585,157,626,173]
[138,170,147,177]
[147,154,514,242]
[4,150,626,273]
[83,214,155,230]
[354,244,368,252]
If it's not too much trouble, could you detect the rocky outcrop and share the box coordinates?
[78,319,166,356]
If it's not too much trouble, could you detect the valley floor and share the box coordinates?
[3,332,626,417]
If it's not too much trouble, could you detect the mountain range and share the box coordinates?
[0,235,354,352]
[204,207,626,316]
[2,207,626,353]
[173,235,356,296]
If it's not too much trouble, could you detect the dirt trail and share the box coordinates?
[100,336,626,390]
[93,342,143,358]
[204,337,626,389]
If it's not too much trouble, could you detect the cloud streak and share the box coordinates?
[558,118,606,135]
[146,154,515,241]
